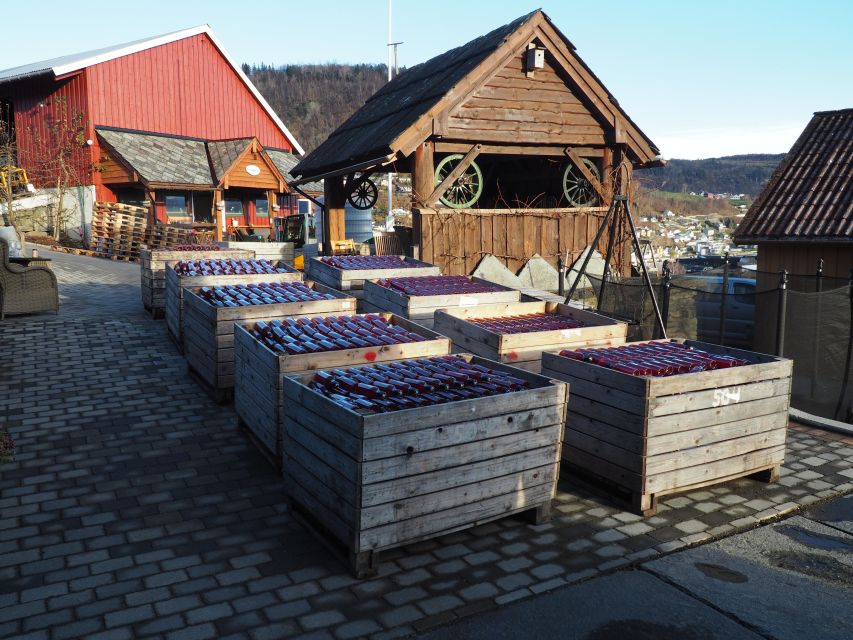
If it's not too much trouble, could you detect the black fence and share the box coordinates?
[567,261,853,424]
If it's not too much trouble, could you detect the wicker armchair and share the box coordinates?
[0,238,59,319]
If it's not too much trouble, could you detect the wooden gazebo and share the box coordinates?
[291,10,662,272]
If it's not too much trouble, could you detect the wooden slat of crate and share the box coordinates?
[305,256,440,295]
[283,354,567,576]
[164,263,302,351]
[140,248,255,317]
[541,339,792,515]
[233,314,451,466]
[214,241,295,264]
[182,283,356,400]
[362,277,520,329]
[434,301,627,373]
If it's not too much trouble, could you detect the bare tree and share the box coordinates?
[27,96,91,241]
[0,104,27,235]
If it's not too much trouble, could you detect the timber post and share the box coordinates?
[410,141,434,261]
[323,175,346,256]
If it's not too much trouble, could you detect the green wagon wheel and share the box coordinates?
[434,154,483,209]
[562,158,601,207]
[347,177,379,210]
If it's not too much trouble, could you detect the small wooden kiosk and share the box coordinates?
[290,10,663,275]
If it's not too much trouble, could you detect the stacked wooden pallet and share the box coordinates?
[143,225,196,250]
[91,202,148,261]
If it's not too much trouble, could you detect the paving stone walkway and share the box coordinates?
[1,249,852,640]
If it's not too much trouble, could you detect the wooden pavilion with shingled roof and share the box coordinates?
[291,9,662,271]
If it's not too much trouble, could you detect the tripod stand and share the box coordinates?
[564,195,667,338]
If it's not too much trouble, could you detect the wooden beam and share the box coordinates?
[434,142,605,157]
[323,175,347,255]
[411,141,435,209]
[426,144,482,207]
[564,148,606,200]
[213,190,223,241]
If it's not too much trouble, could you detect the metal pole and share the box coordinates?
[718,251,730,346]
[597,211,619,311]
[564,197,619,303]
[386,0,394,224]
[624,199,667,339]
[659,260,672,340]
[811,258,824,396]
[557,254,564,297]
[775,270,788,356]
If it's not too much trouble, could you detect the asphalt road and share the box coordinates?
[421,494,852,640]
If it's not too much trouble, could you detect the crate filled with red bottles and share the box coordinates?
[541,340,793,515]
[140,246,255,318]
[233,313,451,462]
[362,275,520,329]
[283,353,567,577]
[181,281,355,402]
[306,255,440,308]
[434,301,627,373]
[165,260,301,352]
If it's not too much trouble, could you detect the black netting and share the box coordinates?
[783,287,853,423]
[566,269,853,424]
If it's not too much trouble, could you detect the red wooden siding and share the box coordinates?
[85,34,293,150]
[3,73,95,188]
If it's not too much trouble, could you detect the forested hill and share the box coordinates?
[242,63,388,154]
[637,154,784,197]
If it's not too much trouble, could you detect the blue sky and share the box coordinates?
[2,1,851,159]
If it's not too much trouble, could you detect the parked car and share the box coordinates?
[683,275,756,349]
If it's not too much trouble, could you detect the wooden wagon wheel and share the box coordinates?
[347,177,379,210]
[434,154,483,209]
[562,158,601,207]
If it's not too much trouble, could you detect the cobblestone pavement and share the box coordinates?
[1,249,852,640]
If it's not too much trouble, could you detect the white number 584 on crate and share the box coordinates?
[542,340,792,516]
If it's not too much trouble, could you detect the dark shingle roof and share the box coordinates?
[292,11,537,179]
[208,138,253,183]
[292,10,660,181]
[734,109,853,243]
[97,127,213,186]
[266,149,323,193]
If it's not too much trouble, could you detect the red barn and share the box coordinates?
[0,25,307,239]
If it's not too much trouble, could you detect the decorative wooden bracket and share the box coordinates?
[427,144,482,207]
[564,148,605,200]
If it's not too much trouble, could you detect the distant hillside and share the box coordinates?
[636,154,783,197]
[242,63,388,154]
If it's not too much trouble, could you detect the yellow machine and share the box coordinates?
[0,165,30,193]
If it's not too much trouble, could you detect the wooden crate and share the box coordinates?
[283,354,568,576]
[182,282,356,402]
[215,241,295,265]
[541,340,793,515]
[165,263,302,353]
[362,277,520,329]
[305,257,440,308]
[233,315,452,466]
[433,301,628,373]
[140,248,254,318]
